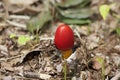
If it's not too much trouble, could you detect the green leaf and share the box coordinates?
[10,34,16,38]
[99,4,110,20]
[57,0,84,8]
[116,27,120,36]
[27,11,52,33]
[58,8,92,19]
[17,35,30,45]
[62,18,91,24]
[77,0,91,8]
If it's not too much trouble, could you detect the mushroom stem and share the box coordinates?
[61,49,72,59]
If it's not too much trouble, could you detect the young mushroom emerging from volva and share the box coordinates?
[54,24,74,59]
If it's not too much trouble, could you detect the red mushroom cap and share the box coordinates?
[54,24,74,51]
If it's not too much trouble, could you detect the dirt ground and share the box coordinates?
[0,0,120,80]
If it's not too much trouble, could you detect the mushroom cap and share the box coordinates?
[54,24,74,51]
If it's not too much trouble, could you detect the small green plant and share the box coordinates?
[99,4,110,20]
[17,35,31,45]
[10,34,16,38]
[10,34,32,47]
[116,27,120,36]
[96,57,105,80]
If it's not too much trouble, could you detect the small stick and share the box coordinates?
[111,72,120,80]
[9,15,30,20]
[0,54,22,62]
[6,20,26,29]
[39,37,54,40]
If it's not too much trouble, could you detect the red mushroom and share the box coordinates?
[54,24,74,59]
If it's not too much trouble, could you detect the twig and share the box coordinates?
[0,54,22,62]
[74,29,83,45]
[6,20,27,29]
[39,37,54,40]
[22,72,51,79]
[9,15,30,20]
[0,22,8,27]
[3,0,9,21]
[111,72,120,80]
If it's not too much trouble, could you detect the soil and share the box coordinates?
[0,0,120,80]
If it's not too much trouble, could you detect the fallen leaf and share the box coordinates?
[111,53,120,67]
[89,56,104,70]
[57,0,90,8]
[58,8,92,19]
[99,4,110,20]
[0,45,8,56]
[56,64,62,72]
[62,18,91,24]
[87,34,99,50]
[27,11,52,33]
[105,66,111,75]
[111,72,120,80]
[7,0,38,6]
[114,45,120,52]
[20,50,40,64]
[39,73,51,79]
[3,76,12,80]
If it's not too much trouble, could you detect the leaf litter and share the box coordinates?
[0,0,120,80]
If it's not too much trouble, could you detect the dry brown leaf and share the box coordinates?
[114,45,120,52]
[1,61,14,72]
[105,66,111,75]
[7,0,38,6]
[89,56,104,70]
[92,59,102,70]
[39,73,51,79]
[87,34,99,50]
[3,76,12,80]
[111,53,120,67]
[111,72,120,80]
[5,0,41,15]
[0,45,8,56]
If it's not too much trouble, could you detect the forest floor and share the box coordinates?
[0,0,120,80]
